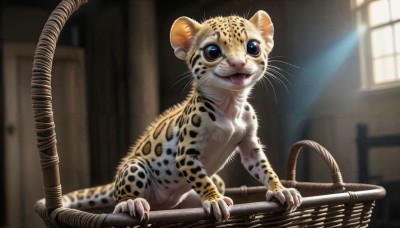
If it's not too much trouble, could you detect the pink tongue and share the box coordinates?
[229,74,247,84]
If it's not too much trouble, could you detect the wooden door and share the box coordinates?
[3,43,90,227]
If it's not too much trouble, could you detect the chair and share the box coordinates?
[356,123,400,227]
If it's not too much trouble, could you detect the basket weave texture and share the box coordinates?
[31,0,385,227]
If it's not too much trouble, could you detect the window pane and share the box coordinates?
[395,22,400,53]
[369,0,390,27]
[390,0,400,21]
[373,57,396,83]
[371,26,394,57]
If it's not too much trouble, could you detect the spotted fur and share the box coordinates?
[59,10,302,222]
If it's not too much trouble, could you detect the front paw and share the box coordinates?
[266,188,302,212]
[113,198,150,222]
[203,196,233,222]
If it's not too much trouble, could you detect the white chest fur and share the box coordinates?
[198,107,249,175]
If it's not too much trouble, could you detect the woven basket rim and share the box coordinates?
[34,182,385,227]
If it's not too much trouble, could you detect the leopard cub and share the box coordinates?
[60,10,302,222]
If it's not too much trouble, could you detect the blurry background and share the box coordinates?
[1,0,399,227]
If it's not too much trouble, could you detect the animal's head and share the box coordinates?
[170,10,274,91]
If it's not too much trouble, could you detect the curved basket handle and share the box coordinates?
[286,140,346,193]
[31,0,88,210]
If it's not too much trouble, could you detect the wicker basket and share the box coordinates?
[31,0,385,227]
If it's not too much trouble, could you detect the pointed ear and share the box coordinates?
[249,10,274,53]
[170,17,201,60]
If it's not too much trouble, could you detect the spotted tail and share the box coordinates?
[62,183,115,210]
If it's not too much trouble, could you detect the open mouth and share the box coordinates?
[220,73,251,85]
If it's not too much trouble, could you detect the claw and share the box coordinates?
[113,198,150,222]
[266,188,302,213]
[203,196,233,222]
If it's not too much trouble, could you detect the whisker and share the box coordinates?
[263,75,277,104]
[169,72,192,91]
[182,77,194,95]
[268,59,300,69]
[259,75,268,91]
[245,7,252,19]
[197,74,210,88]
[268,65,294,80]
[265,72,290,96]
[267,67,292,86]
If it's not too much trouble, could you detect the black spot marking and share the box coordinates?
[128,175,135,182]
[166,148,172,155]
[189,131,197,138]
[187,160,194,166]
[153,120,166,139]
[191,114,201,127]
[136,181,144,188]
[166,121,174,141]
[166,170,172,175]
[143,141,151,155]
[125,185,131,193]
[191,55,201,68]
[186,148,200,156]
[130,166,138,173]
[138,171,145,179]
[89,201,95,206]
[189,52,196,64]
[190,166,202,174]
[101,198,109,204]
[204,102,215,111]
[155,143,163,156]
[208,112,216,121]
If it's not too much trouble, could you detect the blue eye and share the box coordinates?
[247,40,261,56]
[203,44,221,61]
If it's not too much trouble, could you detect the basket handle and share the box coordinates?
[31,0,88,210]
[286,140,346,193]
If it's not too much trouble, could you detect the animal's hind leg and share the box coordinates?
[113,159,151,221]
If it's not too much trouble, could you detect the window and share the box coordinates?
[353,0,400,89]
